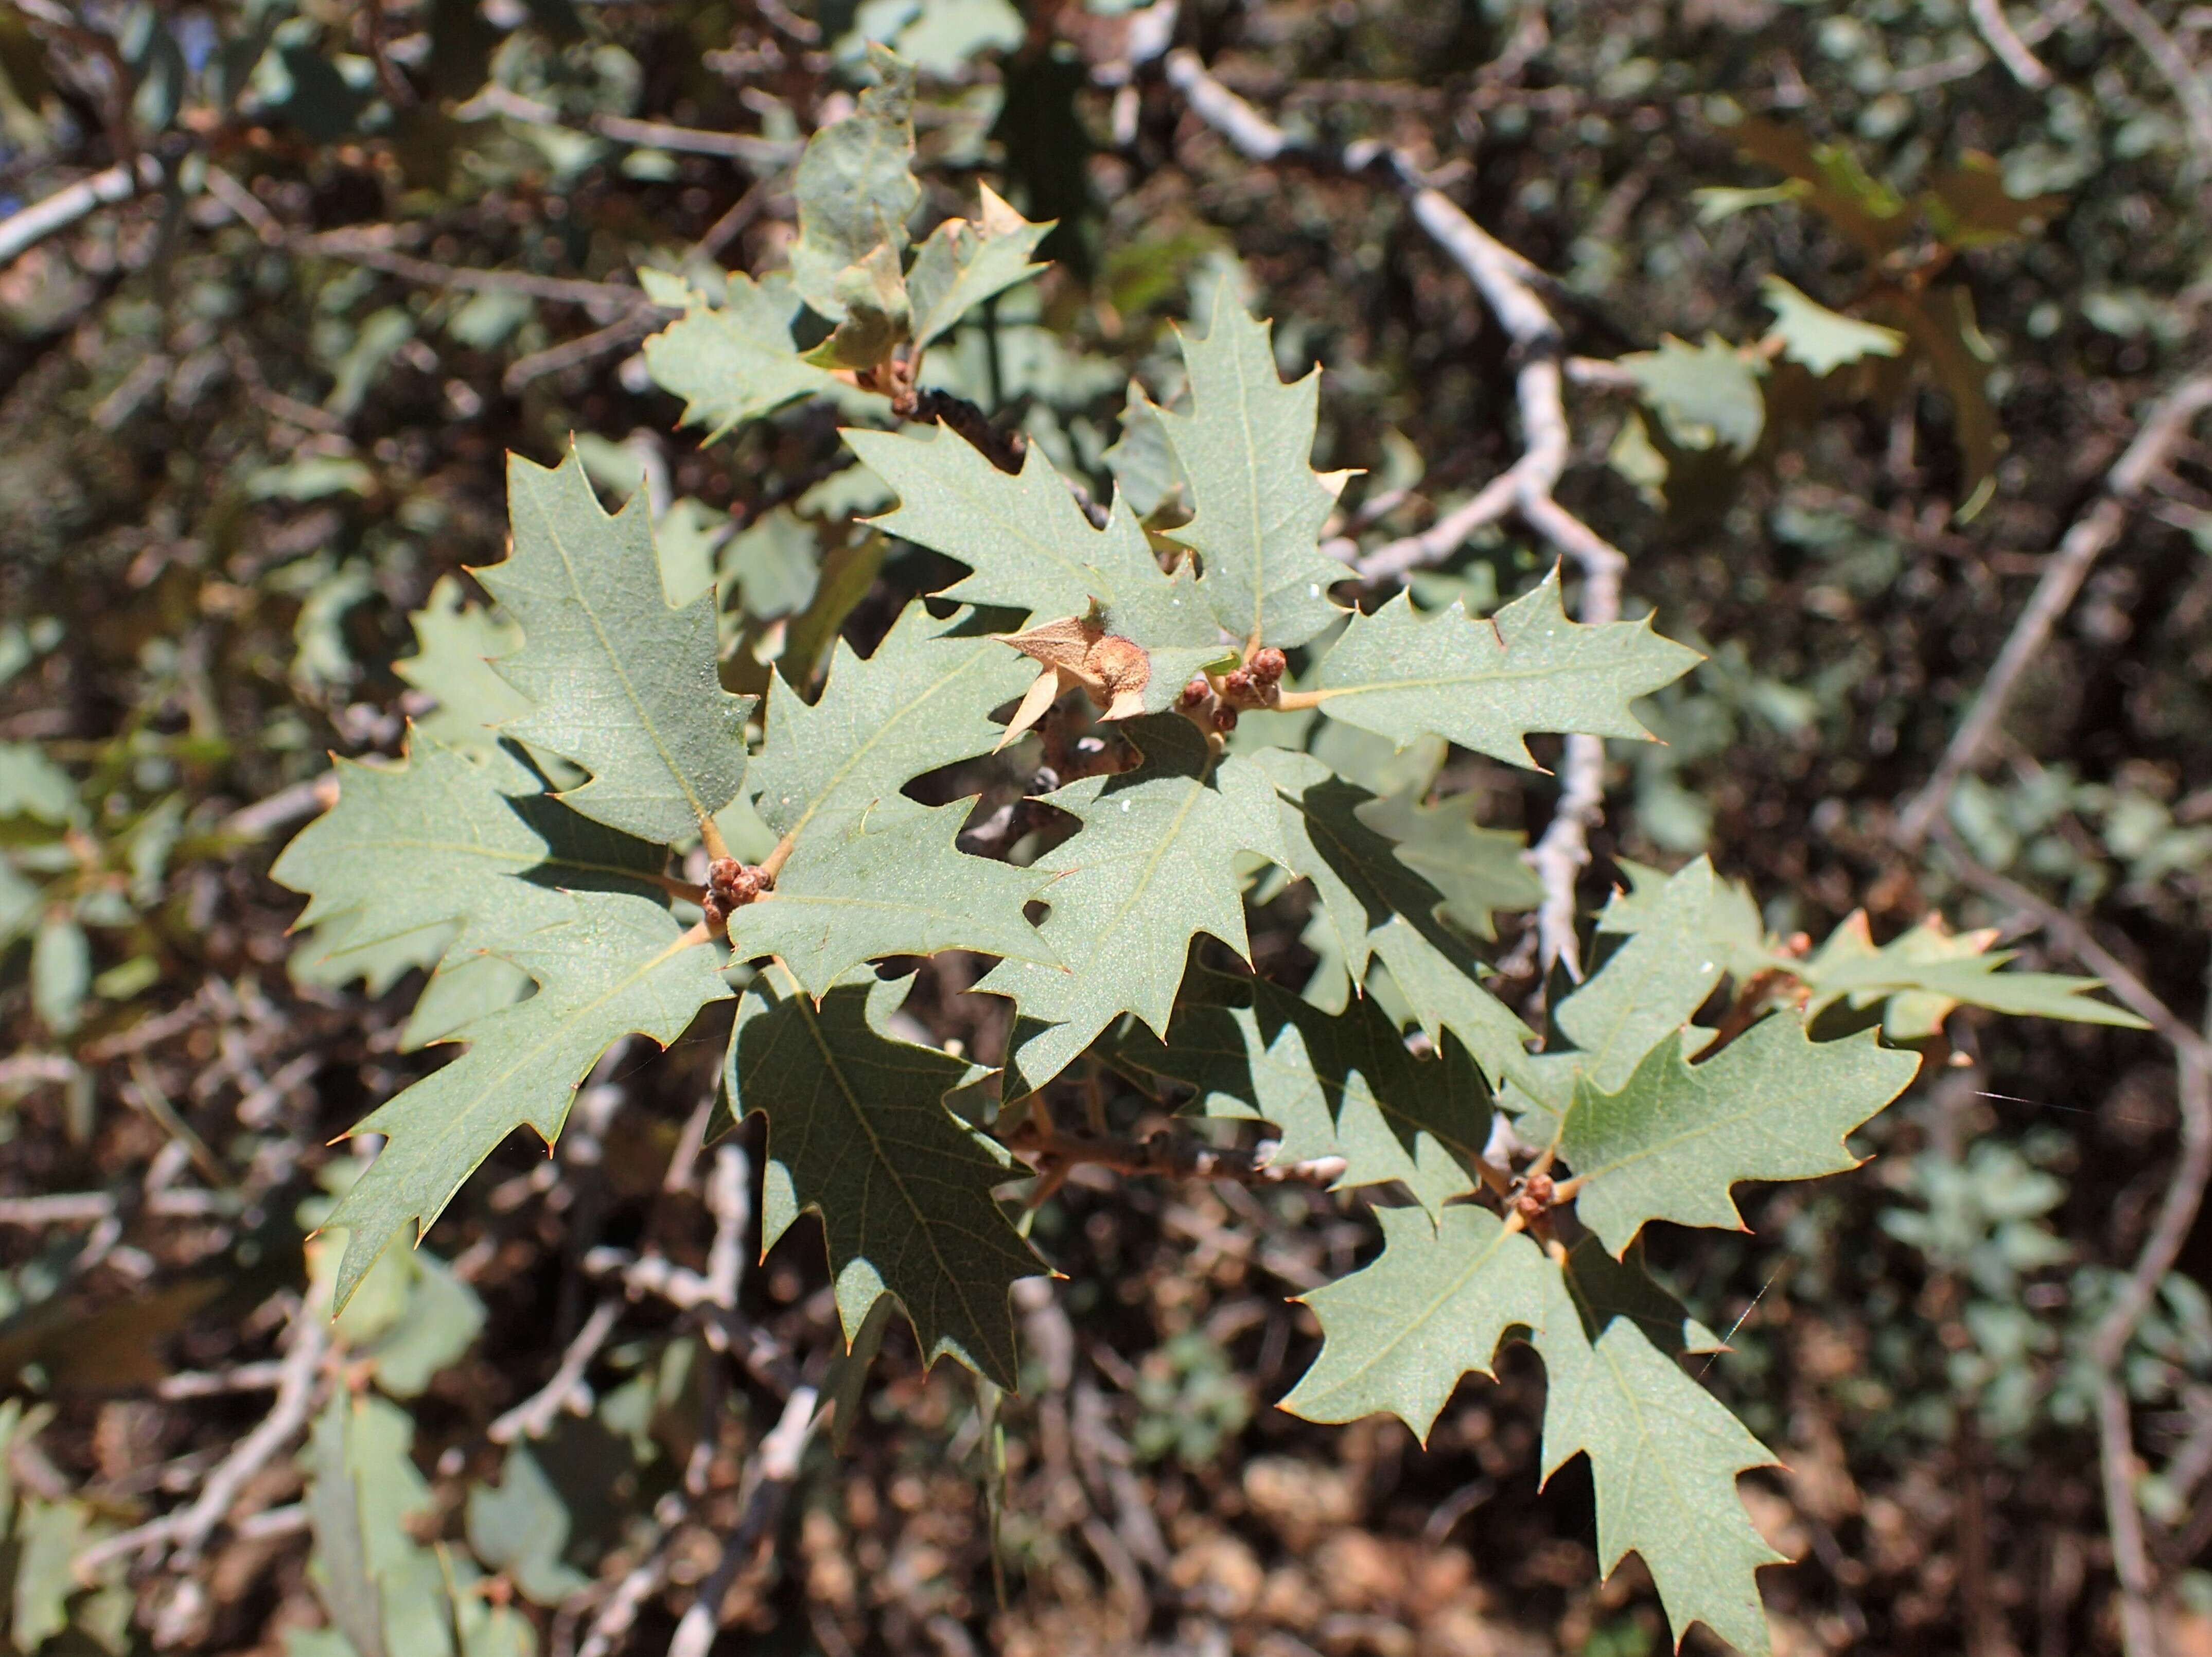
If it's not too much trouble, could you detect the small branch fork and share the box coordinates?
[1160,47,1628,979]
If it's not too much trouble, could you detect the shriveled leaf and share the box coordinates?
[1279,1205,1548,1440]
[1759,277,1904,377]
[980,715,1288,1090]
[1561,1014,1919,1254]
[1620,334,1766,458]
[907,183,1052,347]
[324,893,730,1309]
[1158,288,1348,649]
[732,974,1040,1387]
[1113,966,1494,1211]
[1920,152,2064,249]
[1302,569,1700,769]
[486,450,751,847]
[800,239,911,371]
[1534,1265,1784,1657]
[788,46,920,316]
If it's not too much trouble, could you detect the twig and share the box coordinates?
[302,233,655,315]
[490,1297,623,1443]
[499,173,775,395]
[0,1188,227,1227]
[1969,0,2056,87]
[1900,372,2212,846]
[222,774,338,839]
[1160,47,1626,979]
[154,1361,289,1400]
[170,1304,330,1562]
[666,1371,825,1657]
[1935,828,2212,1655]
[1011,1124,1350,1189]
[2095,0,2212,179]
[0,155,162,270]
[459,84,800,168]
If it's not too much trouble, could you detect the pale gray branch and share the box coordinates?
[1161,47,1626,977]
[1969,0,2056,87]
[0,155,162,270]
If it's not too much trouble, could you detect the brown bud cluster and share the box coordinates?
[1513,1171,1557,1222]
[1180,676,1212,709]
[1249,646,1288,683]
[701,857,774,937]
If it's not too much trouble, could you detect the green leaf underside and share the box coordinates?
[1804,916,2149,1032]
[749,602,1036,843]
[1285,1220,1782,1654]
[1308,569,1700,768]
[845,429,1228,701]
[906,185,1052,347]
[392,574,529,750]
[1256,748,1536,1088]
[1534,1264,1783,1657]
[1114,966,1493,1211]
[734,974,1039,1388]
[485,450,751,848]
[982,715,1288,1091]
[1561,1016,1920,1256]
[642,273,846,440]
[1621,333,1767,459]
[271,735,669,1004]
[787,47,920,318]
[1281,1204,1547,1439]
[1158,288,1348,649]
[1759,276,1905,377]
[728,804,1058,993]
[325,894,730,1308]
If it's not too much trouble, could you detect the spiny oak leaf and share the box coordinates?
[1112,965,1494,1211]
[1533,1263,1785,1656]
[842,428,1231,704]
[322,892,731,1309]
[1302,568,1699,769]
[1254,748,1536,1089]
[1280,1205,1548,1440]
[727,803,1058,993]
[729,972,1040,1388]
[787,45,920,319]
[642,272,850,442]
[1559,1014,1920,1255]
[270,734,670,1030]
[483,450,751,848]
[1156,287,1352,650]
[981,714,1288,1091]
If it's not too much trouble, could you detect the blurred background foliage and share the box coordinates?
[0,0,2209,1653]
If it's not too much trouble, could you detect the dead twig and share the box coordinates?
[1968,0,2056,87]
[1900,372,2212,847]
[0,155,162,271]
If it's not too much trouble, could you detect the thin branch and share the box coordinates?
[666,1371,826,1657]
[302,233,655,315]
[1160,47,1625,979]
[490,1296,623,1443]
[1900,372,2212,846]
[1934,828,2212,1657]
[459,84,801,169]
[1010,1124,1351,1189]
[1969,0,2056,87]
[0,155,161,270]
[170,1304,330,1562]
